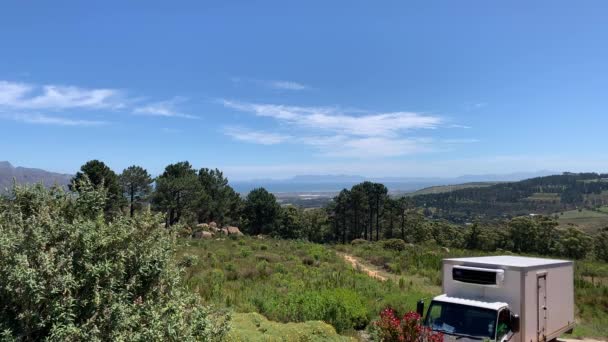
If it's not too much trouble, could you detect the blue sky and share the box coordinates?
[1,1,608,180]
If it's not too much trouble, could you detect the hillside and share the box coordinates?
[412,173,608,224]
[407,181,501,196]
[0,161,72,191]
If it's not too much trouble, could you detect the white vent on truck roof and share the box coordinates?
[452,265,505,287]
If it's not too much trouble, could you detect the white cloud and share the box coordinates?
[267,80,308,90]
[2,112,107,126]
[220,99,456,158]
[0,79,192,126]
[231,77,309,91]
[223,127,291,145]
[221,100,442,137]
[133,97,198,119]
[0,80,123,110]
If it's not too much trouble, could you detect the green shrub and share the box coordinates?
[0,182,229,341]
[179,254,199,268]
[382,238,407,251]
[302,256,315,266]
[351,238,367,245]
[279,289,368,332]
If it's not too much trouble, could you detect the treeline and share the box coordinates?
[412,173,608,222]
[67,160,334,241]
[66,160,608,262]
[327,181,608,262]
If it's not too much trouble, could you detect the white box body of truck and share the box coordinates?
[422,256,575,342]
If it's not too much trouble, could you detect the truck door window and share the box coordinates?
[496,309,511,339]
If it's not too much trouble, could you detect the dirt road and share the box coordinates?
[337,252,390,281]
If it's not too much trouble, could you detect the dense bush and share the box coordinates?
[382,238,407,251]
[279,289,368,332]
[0,183,229,341]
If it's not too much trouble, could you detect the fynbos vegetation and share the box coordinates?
[0,181,229,341]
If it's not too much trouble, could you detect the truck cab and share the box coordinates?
[419,295,519,342]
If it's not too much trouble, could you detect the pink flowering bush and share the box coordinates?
[375,308,443,342]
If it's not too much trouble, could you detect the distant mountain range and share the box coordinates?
[0,160,559,195]
[230,170,557,193]
[0,161,72,191]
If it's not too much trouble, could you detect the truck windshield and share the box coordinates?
[424,301,497,340]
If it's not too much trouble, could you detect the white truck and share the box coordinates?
[417,256,575,342]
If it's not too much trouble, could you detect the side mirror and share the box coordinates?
[416,300,425,317]
[511,314,520,333]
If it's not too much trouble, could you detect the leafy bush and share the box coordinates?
[0,183,229,341]
[382,238,407,251]
[351,238,368,245]
[280,289,368,332]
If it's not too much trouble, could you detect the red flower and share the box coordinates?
[375,308,444,342]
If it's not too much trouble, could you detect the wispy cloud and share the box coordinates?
[266,80,308,90]
[0,79,192,126]
[220,99,468,158]
[2,112,107,126]
[465,102,487,111]
[0,80,124,110]
[231,77,309,91]
[221,100,441,137]
[223,126,291,145]
[133,97,198,119]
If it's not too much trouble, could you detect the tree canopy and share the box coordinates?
[119,165,153,217]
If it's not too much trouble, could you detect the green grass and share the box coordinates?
[226,313,354,342]
[177,237,608,339]
[177,237,433,337]
[557,208,608,233]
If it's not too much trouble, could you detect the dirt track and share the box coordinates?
[338,252,389,281]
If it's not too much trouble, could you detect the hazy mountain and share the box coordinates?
[0,161,72,191]
[230,170,557,193]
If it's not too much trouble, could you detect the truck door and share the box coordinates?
[537,274,547,342]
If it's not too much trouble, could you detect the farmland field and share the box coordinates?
[557,208,608,233]
[526,192,561,202]
[407,182,500,196]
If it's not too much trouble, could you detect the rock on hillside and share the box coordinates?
[0,161,72,191]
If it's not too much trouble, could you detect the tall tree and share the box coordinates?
[358,182,375,241]
[595,227,608,262]
[197,168,241,225]
[558,227,592,259]
[383,198,398,239]
[276,205,304,239]
[396,197,412,240]
[243,188,280,235]
[152,162,202,226]
[333,189,351,243]
[119,165,153,217]
[373,183,388,241]
[70,160,123,218]
[350,185,368,241]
